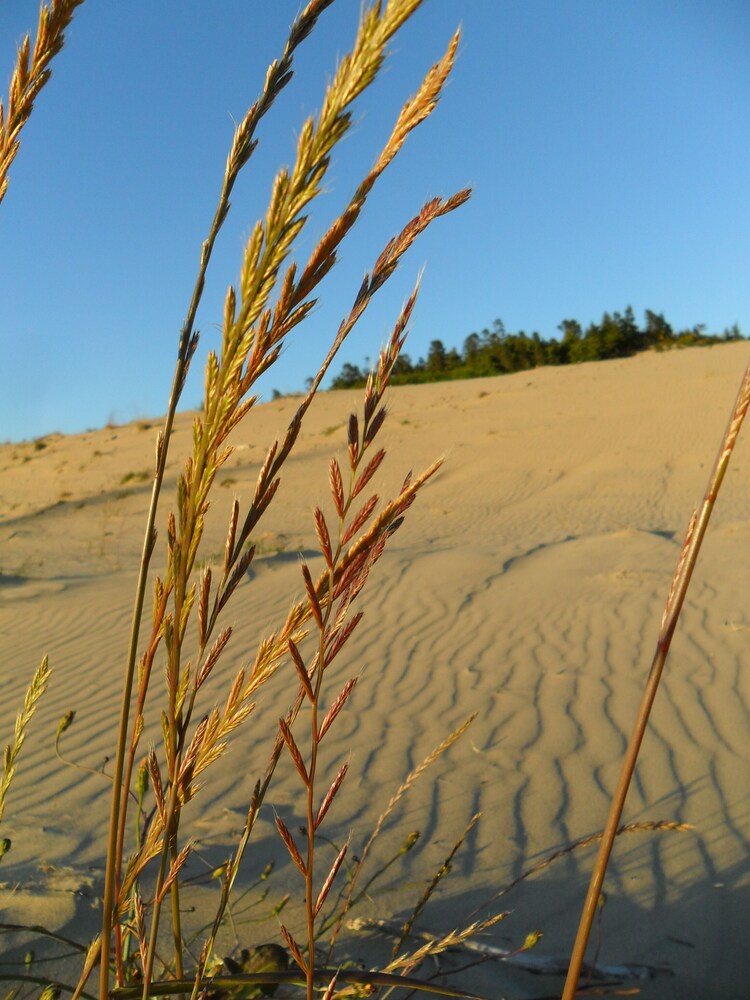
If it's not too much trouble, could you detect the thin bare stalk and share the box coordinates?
[304,627,327,1000]
[562,358,750,999]
[391,813,482,961]
[140,820,174,1000]
[468,819,689,919]
[326,715,475,958]
[316,830,420,939]
[169,838,185,992]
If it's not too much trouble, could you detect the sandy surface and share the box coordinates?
[2,342,750,998]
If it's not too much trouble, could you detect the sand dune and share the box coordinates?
[1,342,750,998]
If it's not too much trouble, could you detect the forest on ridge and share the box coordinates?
[329,306,744,389]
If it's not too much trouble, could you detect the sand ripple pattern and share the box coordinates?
[2,345,750,997]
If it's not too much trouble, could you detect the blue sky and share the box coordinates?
[1,1,748,442]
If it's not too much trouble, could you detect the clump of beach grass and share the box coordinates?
[5,3,750,1000]
[85,3,474,994]
[0,2,498,998]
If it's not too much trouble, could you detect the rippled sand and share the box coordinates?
[2,342,749,997]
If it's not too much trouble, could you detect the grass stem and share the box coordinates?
[562,359,750,998]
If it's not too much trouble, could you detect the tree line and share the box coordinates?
[329,307,744,389]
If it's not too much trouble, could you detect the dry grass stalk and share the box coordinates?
[471,819,692,917]
[343,821,689,995]
[562,359,750,998]
[350,917,662,985]
[57,3,471,999]
[260,298,447,1000]
[391,813,483,960]
[99,3,342,982]
[325,714,476,958]
[384,913,508,977]
[0,0,84,205]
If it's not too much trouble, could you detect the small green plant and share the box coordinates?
[119,470,150,485]
[0,657,51,861]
